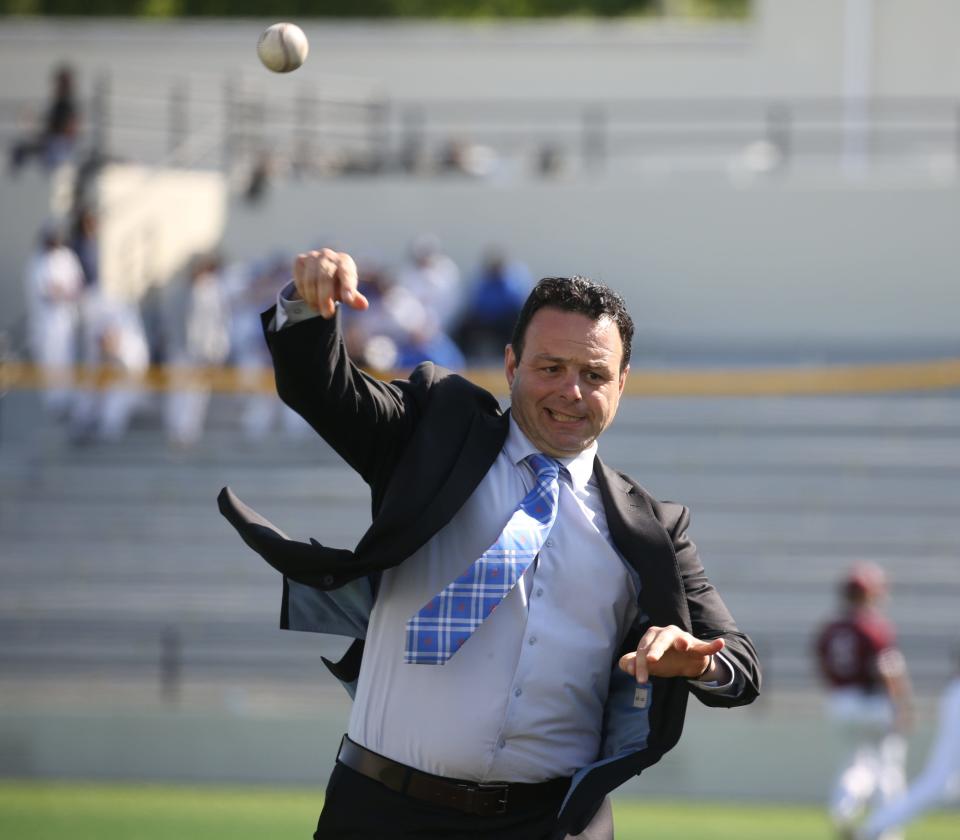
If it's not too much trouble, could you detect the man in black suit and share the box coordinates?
[219,248,761,839]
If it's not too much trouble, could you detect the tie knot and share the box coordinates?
[525,452,560,481]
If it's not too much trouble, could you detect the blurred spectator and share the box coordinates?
[70,206,100,289]
[455,248,532,363]
[70,290,149,444]
[396,234,464,334]
[393,325,465,371]
[165,254,231,448]
[814,563,913,840]
[244,151,274,205]
[227,254,309,440]
[9,64,81,172]
[339,258,397,365]
[343,258,464,373]
[23,221,84,417]
[437,137,499,178]
[536,143,567,178]
[857,647,960,840]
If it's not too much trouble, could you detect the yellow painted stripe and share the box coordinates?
[623,358,960,396]
[424,360,960,396]
[4,359,960,397]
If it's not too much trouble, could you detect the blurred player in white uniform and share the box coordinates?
[24,223,84,416]
[858,649,960,839]
[396,233,464,334]
[814,563,913,840]
[71,290,149,442]
[165,255,231,447]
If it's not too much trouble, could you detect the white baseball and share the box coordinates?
[257,22,309,74]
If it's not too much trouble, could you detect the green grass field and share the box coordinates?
[0,782,955,839]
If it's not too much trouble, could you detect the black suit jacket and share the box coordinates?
[219,308,761,838]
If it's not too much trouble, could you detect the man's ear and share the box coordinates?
[618,364,630,397]
[504,344,517,387]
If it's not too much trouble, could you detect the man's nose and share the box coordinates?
[559,373,582,401]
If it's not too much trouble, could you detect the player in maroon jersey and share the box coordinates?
[814,563,913,840]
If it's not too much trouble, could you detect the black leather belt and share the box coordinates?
[336,735,570,817]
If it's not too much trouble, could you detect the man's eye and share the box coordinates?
[542,366,559,373]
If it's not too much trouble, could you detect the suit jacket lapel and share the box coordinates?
[354,409,510,569]
[409,408,510,550]
[594,457,691,631]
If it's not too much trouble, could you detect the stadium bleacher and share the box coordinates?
[3,387,958,698]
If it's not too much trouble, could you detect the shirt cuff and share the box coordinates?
[688,650,736,692]
[273,281,322,330]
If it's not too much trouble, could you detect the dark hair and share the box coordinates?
[510,276,634,370]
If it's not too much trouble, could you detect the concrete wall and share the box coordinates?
[0,164,226,332]
[97,164,227,301]
[0,692,943,803]
[8,146,958,362]
[0,2,958,101]
[875,0,960,95]
[1,2,958,146]
[224,174,960,358]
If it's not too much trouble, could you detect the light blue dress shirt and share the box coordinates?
[348,418,639,782]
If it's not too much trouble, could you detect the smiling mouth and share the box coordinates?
[546,408,584,424]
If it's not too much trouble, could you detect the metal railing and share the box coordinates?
[3,74,959,179]
[223,93,960,178]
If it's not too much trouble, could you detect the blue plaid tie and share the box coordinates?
[404,453,561,664]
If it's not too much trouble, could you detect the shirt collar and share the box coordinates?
[505,413,597,493]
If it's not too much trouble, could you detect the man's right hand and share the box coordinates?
[293,248,369,319]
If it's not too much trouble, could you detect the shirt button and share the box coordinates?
[545,539,554,548]
[498,738,506,749]
[528,636,537,646]
[514,687,522,697]
[536,588,543,597]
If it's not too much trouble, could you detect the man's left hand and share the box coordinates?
[619,626,725,682]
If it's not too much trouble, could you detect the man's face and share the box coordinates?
[505,307,628,458]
